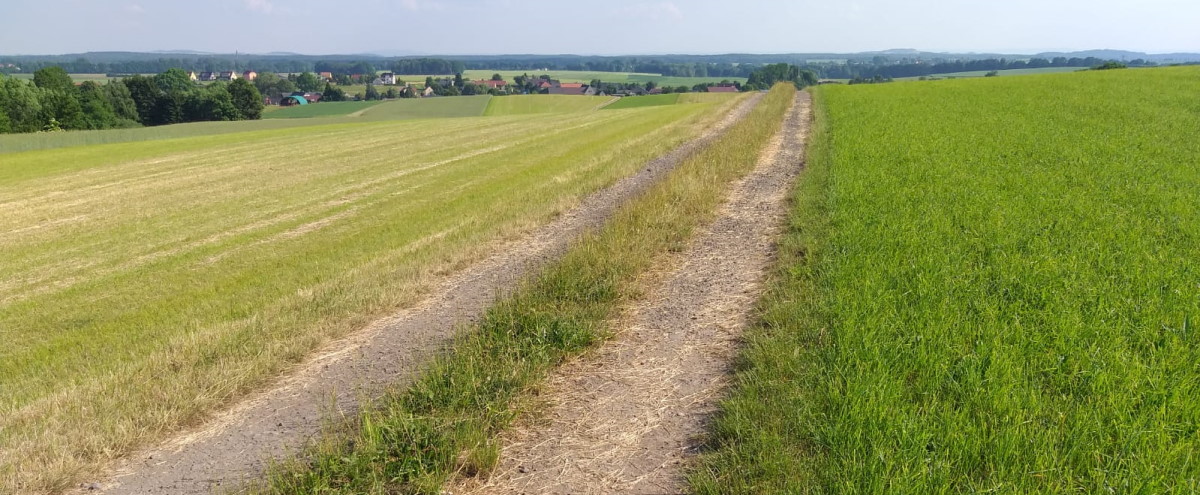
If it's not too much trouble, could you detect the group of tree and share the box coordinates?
[0,67,262,134]
[744,63,818,90]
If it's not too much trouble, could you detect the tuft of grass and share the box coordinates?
[693,66,1200,493]
[255,85,795,495]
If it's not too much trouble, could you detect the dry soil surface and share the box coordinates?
[79,93,763,495]
[454,91,810,495]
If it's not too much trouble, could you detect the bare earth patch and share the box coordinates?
[78,93,762,495]
[454,91,811,495]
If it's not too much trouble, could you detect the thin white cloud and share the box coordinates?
[124,3,145,14]
[245,0,274,14]
[620,2,683,21]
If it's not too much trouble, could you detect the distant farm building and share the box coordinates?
[280,95,308,106]
[547,84,598,96]
[218,71,239,81]
[319,71,334,81]
[198,72,217,81]
[242,70,258,81]
[475,79,507,90]
[186,71,198,81]
[379,72,397,85]
[422,86,435,97]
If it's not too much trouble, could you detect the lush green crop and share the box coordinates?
[695,66,1200,493]
[0,99,725,494]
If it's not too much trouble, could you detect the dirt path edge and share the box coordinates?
[455,91,811,494]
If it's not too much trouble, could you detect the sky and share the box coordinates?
[2,0,1198,56]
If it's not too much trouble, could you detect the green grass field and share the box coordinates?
[0,97,731,493]
[0,97,493,153]
[463,69,746,88]
[263,100,382,119]
[694,66,1200,493]
[483,95,613,115]
[603,93,681,110]
[917,66,1088,79]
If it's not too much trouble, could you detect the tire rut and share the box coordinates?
[454,91,811,495]
[80,93,764,495]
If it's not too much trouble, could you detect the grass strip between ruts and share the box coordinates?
[255,84,795,494]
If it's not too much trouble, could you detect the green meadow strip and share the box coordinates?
[693,66,1200,493]
[257,85,795,495]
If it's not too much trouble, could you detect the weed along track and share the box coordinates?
[455,90,810,494]
[81,93,763,495]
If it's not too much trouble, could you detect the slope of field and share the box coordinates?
[0,97,492,154]
[463,69,746,87]
[694,66,1200,493]
[263,100,382,119]
[0,99,728,493]
[603,93,681,109]
[483,95,611,116]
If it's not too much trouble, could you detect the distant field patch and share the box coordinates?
[604,93,681,110]
[483,95,610,116]
[916,66,1088,79]
[463,69,746,88]
[357,95,492,120]
[263,101,381,119]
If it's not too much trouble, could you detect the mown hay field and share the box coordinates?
[696,66,1200,493]
[0,96,733,493]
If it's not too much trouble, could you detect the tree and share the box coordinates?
[295,71,322,92]
[322,82,346,102]
[364,83,380,101]
[154,68,195,93]
[453,72,464,88]
[77,81,118,129]
[122,75,160,124]
[1093,61,1127,70]
[102,80,140,124]
[32,66,74,92]
[384,87,398,99]
[491,73,504,81]
[254,71,297,98]
[0,106,9,133]
[0,76,44,132]
[37,87,84,130]
[185,83,240,121]
[227,78,263,119]
[425,76,435,89]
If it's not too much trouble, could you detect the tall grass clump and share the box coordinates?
[257,85,794,494]
[694,66,1200,493]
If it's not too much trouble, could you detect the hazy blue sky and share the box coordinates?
[2,0,1197,55]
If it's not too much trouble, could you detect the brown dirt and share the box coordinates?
[452,91,811,495]
[76,93,764,495]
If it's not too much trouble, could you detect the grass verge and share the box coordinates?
[255,84,795,494]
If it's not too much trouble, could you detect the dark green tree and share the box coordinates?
[32,66,74,92]
[154,68,196,93]
[103,80,140,123]
[364,83,380,101]
[322,82,346,102]
[491,73,504,81]
[227,78,263,119]
[37,87,85,130]
[77,81,119,129]
[0,76,44,132]
[453,72,464,88]
[295,71,322,92]
[122,75,161,124]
